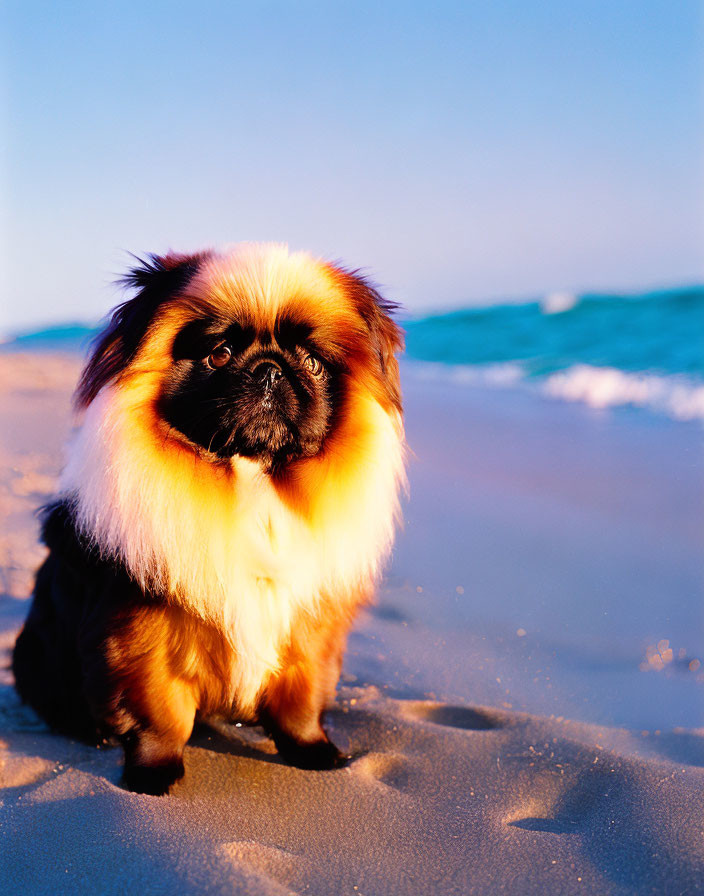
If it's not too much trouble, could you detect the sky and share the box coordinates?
[2,0,702,331]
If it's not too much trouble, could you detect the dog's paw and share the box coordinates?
[122,758,185,795]
[275,733,349,770]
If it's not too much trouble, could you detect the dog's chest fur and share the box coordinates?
[59,384,403,709]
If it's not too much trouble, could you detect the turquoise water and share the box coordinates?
[402,287,704,422]
[403,287,704,379]
[3,323,98,352]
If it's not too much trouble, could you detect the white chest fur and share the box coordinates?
[59,385,405,708]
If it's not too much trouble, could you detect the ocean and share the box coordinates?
[4,286,703,422]
[404,286,704,423]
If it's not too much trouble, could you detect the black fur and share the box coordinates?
[260,714,348,770]
[12,503,129,745]
[160,317,341,468]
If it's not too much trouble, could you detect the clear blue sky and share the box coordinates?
[2,0,702,331]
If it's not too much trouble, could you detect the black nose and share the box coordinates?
[251,359,282,388]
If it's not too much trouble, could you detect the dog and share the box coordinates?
[13,243,405,794]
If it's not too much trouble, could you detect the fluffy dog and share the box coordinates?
[13,244,405,794]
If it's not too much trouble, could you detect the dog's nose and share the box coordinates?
[252,359,282,389]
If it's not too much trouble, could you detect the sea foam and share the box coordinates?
[543,365,704,421]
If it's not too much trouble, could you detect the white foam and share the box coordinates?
[410,361,525,388]
[540,290,579,314]
[544,365,704,422]
[405,360,704,424]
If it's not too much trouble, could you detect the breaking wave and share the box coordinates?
[404,286,704,423]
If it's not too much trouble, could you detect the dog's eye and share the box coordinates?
[303,354,323,376]
[207,343,232,369]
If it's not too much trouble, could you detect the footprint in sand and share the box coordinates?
[352,751,422,792]
[401,701,506,731]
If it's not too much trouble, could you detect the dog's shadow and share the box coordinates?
[188,716,360,771]
[188,719,285,765]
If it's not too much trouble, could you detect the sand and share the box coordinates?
[1,353,703,895]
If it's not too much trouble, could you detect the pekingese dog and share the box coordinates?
[13,244,405,794]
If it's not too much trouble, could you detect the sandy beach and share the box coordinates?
[1,352,703,895]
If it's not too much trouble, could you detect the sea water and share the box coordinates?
[404,286,704,422]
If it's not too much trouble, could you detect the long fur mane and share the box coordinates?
[60,244,406,710]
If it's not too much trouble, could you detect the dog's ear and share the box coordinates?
[75,253,205,408]
[343,271,404,413]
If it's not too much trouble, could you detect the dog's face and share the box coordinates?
[161,313,339,465]
[76,245,402,472]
